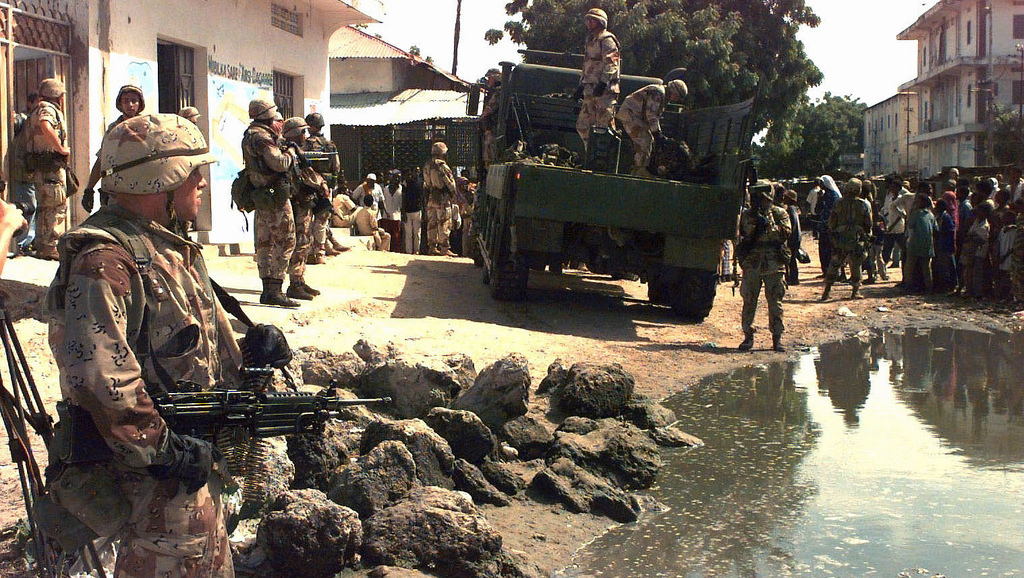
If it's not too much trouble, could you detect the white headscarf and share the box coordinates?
[819,175,841,197]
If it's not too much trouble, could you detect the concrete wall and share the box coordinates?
[330,58,396,93]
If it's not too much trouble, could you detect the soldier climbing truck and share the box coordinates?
[470,54,757,321]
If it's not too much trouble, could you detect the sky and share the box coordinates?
[365,0,935,106]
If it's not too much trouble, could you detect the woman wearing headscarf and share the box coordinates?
[816,175,842,275]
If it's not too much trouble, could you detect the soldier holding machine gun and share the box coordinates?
[302,112,348,264]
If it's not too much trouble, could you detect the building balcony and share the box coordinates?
[909,121,985,145]
[900,54,1021,91]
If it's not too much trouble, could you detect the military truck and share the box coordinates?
[471,56,757,320]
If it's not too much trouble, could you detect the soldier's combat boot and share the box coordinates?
[772,334,785,352]
[306,253,326,265]
[820,282,832,302]
[850,285,862,299]
[300,279,320,296]
[261,279,300,308]
[738,332,754,351]
[286,281,316,301]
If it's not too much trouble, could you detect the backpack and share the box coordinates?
[231,169,257,212]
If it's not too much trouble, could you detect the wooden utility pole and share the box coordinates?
[452,0,463,76]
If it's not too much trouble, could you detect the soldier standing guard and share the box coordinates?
[45,113,261,577]
[423,141,458,256]
[302,112,345,263]
[737,186,792,352]
[615,79,688,175]
[280,117,322,301]
[821,178,873,301]
[23,78,70,260]
[574,7,621,149]
[82,84,147,212]
[242,98,300,308]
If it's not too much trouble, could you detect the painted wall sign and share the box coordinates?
[207,56,273,88]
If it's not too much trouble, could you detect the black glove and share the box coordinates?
[148,431,220,495]
[593,81,607,97]
[572,84,584,101]
[81,188,95,213]
[241,323,293,369]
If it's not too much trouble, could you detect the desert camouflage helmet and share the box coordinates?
[38,78,65,99]
[431,141,448,156]
[842,178,863,196]
[178,106,201,123]
[282,117,308,140]
[305,112,325,129]
[248,98,282,121]
[585,7,608,28]
[666,79,688,100]
[98,113,217,195]
[115,84,145,113]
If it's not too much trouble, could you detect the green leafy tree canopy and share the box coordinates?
[755,93,866,179]
[486,0,823,131]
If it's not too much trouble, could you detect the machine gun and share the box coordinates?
[151,383,390,440]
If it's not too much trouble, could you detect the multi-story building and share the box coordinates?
[897,0,1024,176]
[864,92,920,175]
[2,0,384,245]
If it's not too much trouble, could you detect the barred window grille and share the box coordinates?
[274,71,295,119]
[271,3,302,37]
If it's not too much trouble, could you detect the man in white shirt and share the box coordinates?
[880,179,914,269]
[380,169,403,252]
[351,173,384,212]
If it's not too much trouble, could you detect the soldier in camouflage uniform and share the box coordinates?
[575,7,621,148]
[423,141,458,256]
[302,112,344,264]
[242,98,300,308]
[280,117,322,301]
[23,78,70,260]
[615,79,687,175]
[46,114,251,578]
[480,68,502,165]
[821,178,873,301]
[737,186,792,352]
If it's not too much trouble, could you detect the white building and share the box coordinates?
[864,92,920,175]
[2,0,383,244]
[897,0,1024,176]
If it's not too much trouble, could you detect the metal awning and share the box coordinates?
[325,88,471,126]
[313,0,384,28]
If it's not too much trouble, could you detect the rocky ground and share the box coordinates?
[0,232,1019,577]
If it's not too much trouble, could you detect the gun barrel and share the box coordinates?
[329,396,392,406]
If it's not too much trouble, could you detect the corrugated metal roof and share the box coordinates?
[325,89,470,126]
[329,26,412,59]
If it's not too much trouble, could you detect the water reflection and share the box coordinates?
[559,328,1024,577]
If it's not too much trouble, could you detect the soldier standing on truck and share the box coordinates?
[737,186,792,352]
[574,7,620,149]
[423,141,458,256]
[480,68,502,165]
[615,79,688,176]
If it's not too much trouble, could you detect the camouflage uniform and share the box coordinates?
[26,99,69,258]
[242,123,296,281]
[615,84,666,172]
[1012,212,1024,302]
[738,196,791,350]
[302,131,340,261]
[823,180,873,299]
[423,149,457,255]
[576,25,620,146]
[46,115,238,578]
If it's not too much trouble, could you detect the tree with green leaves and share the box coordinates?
[485,0,823,132]
[991,106,1024,166]
[755,93,866,179]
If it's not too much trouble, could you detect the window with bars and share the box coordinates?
[272,3,302,37]
[274,71,295,119]
[1015,15,1024,39]
[157,42,195,113]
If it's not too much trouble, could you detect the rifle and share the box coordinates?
[150,383,391,440]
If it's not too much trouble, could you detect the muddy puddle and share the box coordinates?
[556,328,1024,577]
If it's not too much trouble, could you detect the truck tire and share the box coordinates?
[490,250,529,300]
[669,268,718,321]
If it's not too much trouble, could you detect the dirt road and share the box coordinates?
[0,236,1018,574]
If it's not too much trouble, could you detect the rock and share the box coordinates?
[328,440,417,518]
[536,358,569,395]
[256,489,362,577]
[530,457,641,523]
[479,459,525,496]
[452,353,531,431]
[621,395,677,429]
[647,425,704,448]
[423,407,497,465]
[353,338,397,367]
[362,486,504,578]
[293,346,364,390]
[551,363,635,419]
[360,419,455,489]
[287,421,351,492]
[499,415,554,461]
[452,459,511,506]
[548,418,661,490]
[360,357,468,419]
[555,416,599,435]
[442,352,478,392]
